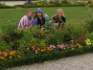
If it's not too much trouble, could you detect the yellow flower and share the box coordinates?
[37,48,41,51]
[2,51,8,57]
[85,38,92,46]
[0,56,5,60]
[76,43,82,48]
[9,50,17,57]
[17,55,22,59]
[40,48,46,52]
[47,47,53,52]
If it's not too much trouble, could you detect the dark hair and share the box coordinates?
[33,12,44,18]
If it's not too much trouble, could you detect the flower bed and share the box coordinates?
[0,23,93,69]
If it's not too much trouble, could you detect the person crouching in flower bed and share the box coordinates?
[52,8,66,29]
[33,8,46,28]
[18,10,36,30]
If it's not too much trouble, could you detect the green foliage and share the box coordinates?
[87,18,93,32]
[0,29,23,50]
[0,2,87,9]
[62,0,69,4]
[0,41,10,51]
[88,32,93,40]
[64,23,86,40]
[0,64,5,70]
[47,29,64,45]
[38,39,48,48]
[16,26,48,49]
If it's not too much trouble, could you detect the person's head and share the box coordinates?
[57,8,64,16]
[26,10,33,20]
[26,10,33,17]
[36,8,44,17]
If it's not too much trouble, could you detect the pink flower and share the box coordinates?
[49,45,56,49]
[31,46,37,51]
[57,44,66,49]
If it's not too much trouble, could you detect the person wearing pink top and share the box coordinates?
[18,10,33,29]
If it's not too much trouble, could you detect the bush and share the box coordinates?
[0,30,23,50]
[0,22,87,50]
[0,66,5,70]
[87,18,93,32]
[0,1,87,9]
[88,32,93,40]
[63,23,87,43]
[0,41,10,51]
[0,62,5,70]
[47,29,64,45]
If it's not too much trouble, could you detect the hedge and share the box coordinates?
[0,45,93,69]
[0,3,87,8]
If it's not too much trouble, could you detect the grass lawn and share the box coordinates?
[0,6,91,32]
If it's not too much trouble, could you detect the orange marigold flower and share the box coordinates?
[9,50,17,56]
[40,48,46,52]
[2,51,8,57]
[47,47,53,52]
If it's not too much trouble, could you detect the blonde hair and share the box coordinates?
[26,9,32,14]
[57,8,64,16]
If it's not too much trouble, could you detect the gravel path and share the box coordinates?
[7,53,93,70]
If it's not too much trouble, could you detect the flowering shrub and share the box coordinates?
[85,38,92,46]
[87,17,93,32]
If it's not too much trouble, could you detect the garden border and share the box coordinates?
[0,45,93,70]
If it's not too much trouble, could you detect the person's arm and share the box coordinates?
[18,17,24,29]
[45,13,49,21]
[42,17,45,26]
[52,16,57,23]
[62,16,66,23]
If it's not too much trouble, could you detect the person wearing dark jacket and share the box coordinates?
[34,8,46,27]
[52,8,66,28]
